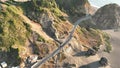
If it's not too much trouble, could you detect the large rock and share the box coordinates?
[93,3,120,29]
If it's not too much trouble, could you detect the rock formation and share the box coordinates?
[93,3,120,29]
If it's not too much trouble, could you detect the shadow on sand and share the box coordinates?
[79,61,103,68]
[73,51,87,57]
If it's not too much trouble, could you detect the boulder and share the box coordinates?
[99,57,108,66]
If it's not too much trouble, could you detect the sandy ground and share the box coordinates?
[99,30,120,68]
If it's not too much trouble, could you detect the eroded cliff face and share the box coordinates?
[0,0,110,68]
[93,3,120,29]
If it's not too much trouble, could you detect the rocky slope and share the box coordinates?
[93,3,120,29]
[0,0,110,68]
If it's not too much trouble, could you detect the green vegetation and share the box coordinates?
[36,33,45,42]
[102,32,112,53]
[23,22,32,35]
[104,40,112,53]
[0,4,31,50]
[89,28,112,53]
[90,28,112,53]
[81,27,88,34]
[32,0,57,8]
[80,27,111,52]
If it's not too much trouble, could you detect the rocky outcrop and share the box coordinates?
[40,13,57,39]
[93,3,120,29]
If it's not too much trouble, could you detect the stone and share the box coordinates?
[99,57,108,66]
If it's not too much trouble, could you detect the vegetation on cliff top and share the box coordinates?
[0,4,30,50]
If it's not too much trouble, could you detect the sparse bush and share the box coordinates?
[23,22,32,34]
[58,16,66,21]
[102,32,112,53]
[104,40,112,53]
[37,34,45,42]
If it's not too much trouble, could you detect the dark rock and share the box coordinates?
[86,49,96,56]
[99,57,108,66]
[42,20,57,39]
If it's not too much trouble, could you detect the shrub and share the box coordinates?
[7,47,21,66]
[58,16,66,21]
[37,34,45,42]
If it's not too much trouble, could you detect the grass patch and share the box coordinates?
[104,40,112,53]
[37,33,45,42]
[0,4,31,50]
[102,32,112,53]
